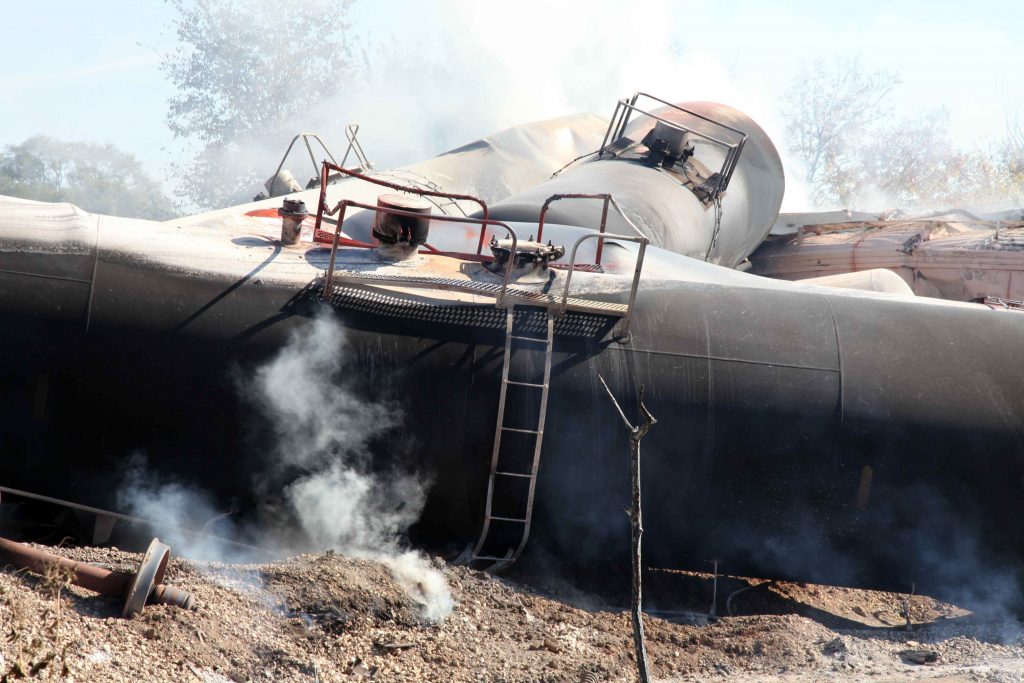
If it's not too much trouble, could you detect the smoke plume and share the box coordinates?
[118,312,453,622]
[117,453,249,561]
[251,311,452,621]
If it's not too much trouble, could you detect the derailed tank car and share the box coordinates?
[0,95,1022,607]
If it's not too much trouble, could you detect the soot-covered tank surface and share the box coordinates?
[0,95,1022,611]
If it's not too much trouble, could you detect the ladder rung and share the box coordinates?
[509,335,548,343]
[501,427,541,435]
[473,555,511,562]
[495,471,532,478]
[489,516,527,523]
[505,380,546,388]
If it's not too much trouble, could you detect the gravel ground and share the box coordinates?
[1,543,1023,682]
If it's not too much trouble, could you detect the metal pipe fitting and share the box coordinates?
[278,198,309,246]
[0,536,195,616]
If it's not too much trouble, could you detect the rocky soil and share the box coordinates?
[1,543,1023,682]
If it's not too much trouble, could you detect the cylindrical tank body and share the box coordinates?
[484,102,785,268]
[372,193,433,260]
[1,193,1023,608]
[1,90,1022,610]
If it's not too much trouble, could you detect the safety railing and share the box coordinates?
[536,193,614,265]
[314,162,649,335]
[318,196,519,307]
[313,161,492,254]
[547,194,649,338]
[340,124,373,171]
[598,92,747,201]
[269,132,341,191]
[269,126,374,194]
[562,232,646,338]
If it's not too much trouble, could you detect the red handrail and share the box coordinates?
[318,196,519,307]
[313,161,491,254]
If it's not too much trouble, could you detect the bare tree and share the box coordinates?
[853,110,951,208]
[599,375,657,683]
[783,58,1023,210]
[847,109,1017,210]
[783,57,898,202]
[1002,93,1024,188]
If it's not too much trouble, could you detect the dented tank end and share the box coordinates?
[485,100,785,269]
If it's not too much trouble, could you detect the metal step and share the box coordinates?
[501,426,541,435]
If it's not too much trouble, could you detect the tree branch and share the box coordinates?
[598,373,634,431]
[598,374,657,683]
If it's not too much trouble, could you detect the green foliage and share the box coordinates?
[164,0,357,209]
[0,136,175,220]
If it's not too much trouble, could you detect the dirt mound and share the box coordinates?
[1,544,1023,682]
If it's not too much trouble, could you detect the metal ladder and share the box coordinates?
[470,306,554,570]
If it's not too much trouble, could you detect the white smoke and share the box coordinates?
[250,310,395,467]
[253,312,452,621]
[116,453,250,561]
[284,463,425,553]
[118,312,452,622]
[184,0,816,213]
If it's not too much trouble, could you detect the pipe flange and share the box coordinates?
[278,198,309,219]
[122,538,170,617]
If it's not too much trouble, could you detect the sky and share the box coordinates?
[1,0,1022,209]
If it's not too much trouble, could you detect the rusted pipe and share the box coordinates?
[278,198,308,246]
[0,536,194,615]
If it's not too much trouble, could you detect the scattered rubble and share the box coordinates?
[0,544,1023,682]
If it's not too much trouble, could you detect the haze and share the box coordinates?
[1,0,1022,212]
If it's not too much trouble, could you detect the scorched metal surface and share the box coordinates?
[0,103,1022,607]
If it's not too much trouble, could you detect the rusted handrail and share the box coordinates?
[313,161,492,254]
[314,165,650,328]
[318,197,519,308]
[536,193,612,264]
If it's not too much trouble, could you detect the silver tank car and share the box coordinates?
[483,94,785,268]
